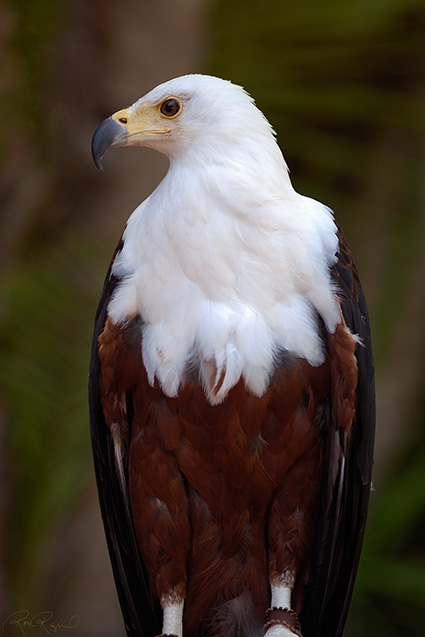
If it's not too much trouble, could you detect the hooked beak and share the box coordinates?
[91,116,129,171]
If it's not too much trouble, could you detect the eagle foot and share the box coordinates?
[263,607,302,637]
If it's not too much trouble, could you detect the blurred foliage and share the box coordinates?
[354,446,425,635]
[0,237,100,606]
[0,0,100,611]
[2,0,64,146]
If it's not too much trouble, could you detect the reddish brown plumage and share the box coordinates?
[96,310,358,636]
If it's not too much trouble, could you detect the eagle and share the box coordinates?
[89,74,375,637]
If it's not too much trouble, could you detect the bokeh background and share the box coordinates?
[1,0,424,635]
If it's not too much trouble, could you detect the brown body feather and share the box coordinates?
[96,305,357,636]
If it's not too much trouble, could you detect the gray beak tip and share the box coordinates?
[91,116,128,171]
[94,156,105,172]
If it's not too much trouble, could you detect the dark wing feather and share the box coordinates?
[88,241,161,637]
[300,222,375,637]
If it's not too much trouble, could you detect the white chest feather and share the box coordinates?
[108,158,340,404]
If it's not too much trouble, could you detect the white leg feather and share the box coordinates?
[161,599,184,636]
[270,582,292,609]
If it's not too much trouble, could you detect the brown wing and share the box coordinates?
[300,222,375,636]
[88,240,161,637]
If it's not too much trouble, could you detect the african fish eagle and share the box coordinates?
[89,74,375,637]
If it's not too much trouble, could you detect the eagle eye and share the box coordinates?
[160,98,182,118]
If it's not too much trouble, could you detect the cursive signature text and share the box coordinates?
[2,610,79,635]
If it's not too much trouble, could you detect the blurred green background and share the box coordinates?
[1,0,424,635]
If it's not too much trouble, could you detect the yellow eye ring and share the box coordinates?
[159,97,182,118]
